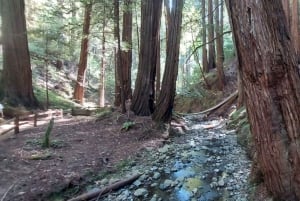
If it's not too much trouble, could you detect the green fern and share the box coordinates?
[42,118,54,148]
[121,121,135,131]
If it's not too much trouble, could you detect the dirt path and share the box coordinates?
[0,113,164,201]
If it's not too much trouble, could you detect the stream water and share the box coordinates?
[98,116,251,201]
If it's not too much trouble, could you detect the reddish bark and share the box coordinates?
[152,0,184,122]
[227,0,300,199]
[131,0,162,116]
[1,0,37,107]
[73,2,92,104]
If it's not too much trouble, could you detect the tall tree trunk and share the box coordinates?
[207,0,216,70]
[220,0,224,62]
[99,6,106,107]
[227,0,300,200]
[215,0,225,90]
[114,0,126,112]
[121,0,133,100]
[291,0,299,56]
[73,2,92,104]
[1,0,37,107]
[131,0,162,116]
[202,0,209,73]
[152,0,184,123]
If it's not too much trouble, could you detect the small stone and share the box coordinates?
[160,179,173,190]
[133,180,142,187]
[134,188,148,197]
[153,172,161,180]
[218,179,225,187]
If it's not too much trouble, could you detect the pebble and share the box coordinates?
[134,188,148,197]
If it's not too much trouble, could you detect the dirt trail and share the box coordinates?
[0,114,164,201]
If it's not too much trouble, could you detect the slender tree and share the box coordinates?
[202,0,209,73]
[152,0,184,122]
[99,6,107,107]
[227,0,300,199]
[113,0,126,112]
[215,0,225,90]
[121,0,133,100]
[1,0,37,107]
[73,2,92,104]
[207,0,216,70]
[131,0,163,116]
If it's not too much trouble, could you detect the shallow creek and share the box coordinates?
[99,117,251,201]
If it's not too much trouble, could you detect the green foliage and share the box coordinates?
[42,118,54,148]
[34,86,76,110]
[121,121,135,131]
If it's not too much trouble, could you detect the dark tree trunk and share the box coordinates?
[152,0,184,123]
[207,0,216,70]
[121,0,133,100]
[202,0,209,73]
[1,0,37,107]
[227,0,300,200]
[114,0,126,112]
[131,0,162,116]
[73,2,92,104]
[214,0,225,91]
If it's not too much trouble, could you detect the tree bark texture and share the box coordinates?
[131,0,162,116]
[291,0,299,56]
[114,0,126,112]
[227,0,300,200]
[214,0,225,91]
[208,0,216,70]
[282,0,290,30]
[202,0,209,73]
[73,2,92,104]
[1,0,37,107]
[152,0,184,123]
[121,0,133,100]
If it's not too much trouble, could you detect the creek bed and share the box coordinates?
[99,117,252,201]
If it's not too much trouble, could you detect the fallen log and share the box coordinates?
[178,90,238,116]
[67,173,141,201]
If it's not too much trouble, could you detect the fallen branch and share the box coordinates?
[67,173,141,201]
[1,183,15,201]
[179,90,238,116]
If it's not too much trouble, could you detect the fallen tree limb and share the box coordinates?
[67,173,141,201]
[178,90,238,116]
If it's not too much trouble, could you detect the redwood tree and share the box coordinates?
[1,0,37,107]
[131,0,162,116]
[121,0,133,100]
[202,0,209,73]
[214,0,225,90]
[152,0,184,122]
[227,0,300,199]
[73,2,92,104]
[207,0,216,70]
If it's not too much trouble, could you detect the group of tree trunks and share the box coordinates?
[3,0,300,199]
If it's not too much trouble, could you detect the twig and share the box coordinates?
[1,183,15,201]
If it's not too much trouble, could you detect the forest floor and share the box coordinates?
[0,111,166,201]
